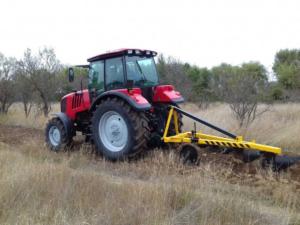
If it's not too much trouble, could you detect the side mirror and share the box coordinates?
[68,67,74,82]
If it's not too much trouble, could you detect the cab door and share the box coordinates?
[88,60,105,93]
[105,57,125,90]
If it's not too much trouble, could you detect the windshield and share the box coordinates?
[125,56,159,87]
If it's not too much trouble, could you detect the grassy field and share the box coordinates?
[0,103,300,225]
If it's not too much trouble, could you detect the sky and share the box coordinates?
[0,0,300,70]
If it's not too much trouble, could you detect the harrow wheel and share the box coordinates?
[179,144,199,165]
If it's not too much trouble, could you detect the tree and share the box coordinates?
[273,49,300,89]
[185,64,214,108]
[14,61,35,117]
[20,48,61,116]
[156,54,194,101]
[212,62,269,127]
[0,53,17,114]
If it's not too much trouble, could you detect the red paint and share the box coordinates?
[111,88,149,105]
[63,89,91,120]
[152,85,183,103]
[63,88,149,120]
[62,86,182,120]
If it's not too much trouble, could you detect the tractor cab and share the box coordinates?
[68,49,163,103]
[86,49,159,98]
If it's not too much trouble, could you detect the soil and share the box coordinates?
[0,125,43,145]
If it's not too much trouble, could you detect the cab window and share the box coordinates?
[88,61,104,92]
[105,57,124,90]
[125,56,159,87]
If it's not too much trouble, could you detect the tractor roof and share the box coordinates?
[87,48,157,62]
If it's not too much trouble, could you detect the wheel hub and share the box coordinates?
[99,111,128,152]
[49,126,61,146]
[110,122,122,140]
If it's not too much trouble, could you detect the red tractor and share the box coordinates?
[45,49,184,160]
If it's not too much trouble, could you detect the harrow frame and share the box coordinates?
[162,106,282,155]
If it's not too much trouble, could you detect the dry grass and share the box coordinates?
[183,103,300,153]
[0,103,60,129]
[0,142,299,225]
[0,103,300,225]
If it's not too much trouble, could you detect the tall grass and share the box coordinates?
[0,103,300,225]
[0,142,299,225]
[0,103,60,129]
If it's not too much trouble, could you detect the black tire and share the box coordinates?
[167,112,183,136]
[163,104,183,150]
[45,117,72,151]
[261,157,273,170]
[179,144,199,165]
[91,97,149,160]
[159,103,183,135]
[148,103,183,148]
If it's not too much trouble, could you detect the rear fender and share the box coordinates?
[153,85,184,103]
[52,112,75,138]
[90,88,151,112]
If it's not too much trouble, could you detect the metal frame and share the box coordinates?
[162,106,282,155]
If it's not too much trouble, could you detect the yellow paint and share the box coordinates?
[162,106,282,155]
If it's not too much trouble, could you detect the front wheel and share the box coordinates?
[45,118,72,151]
[91,98,149,160]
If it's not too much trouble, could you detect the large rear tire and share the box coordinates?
[91,98,149,160]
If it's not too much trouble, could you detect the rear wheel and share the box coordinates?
[91,98,149,160]
[148,103,183,148]
[45,118,72,151]
[158,103,183,135]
